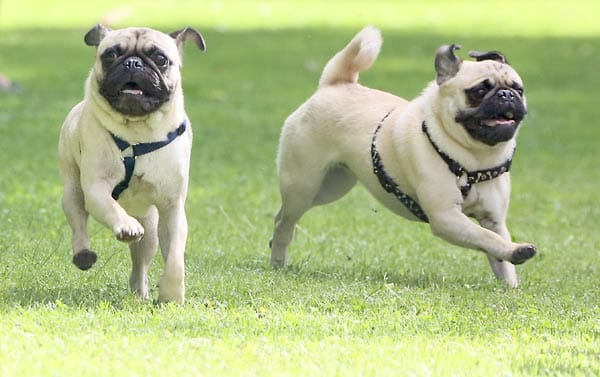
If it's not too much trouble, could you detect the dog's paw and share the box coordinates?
[73,249,97,270]
[269,240,289,268]
[158,276,185,304]
[270,253,289,268]
[270,258,288,268]
[114,217,144,243]
[510,244,537,265]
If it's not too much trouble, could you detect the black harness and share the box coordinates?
[421,122,514,197]
[371,111,429,222]
[370,111,514,223]
[110,121,187,200]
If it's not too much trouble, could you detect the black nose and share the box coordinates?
[496,89,516,102]
[123,56,144,71]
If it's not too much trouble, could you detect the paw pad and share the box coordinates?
[73,249,97,270]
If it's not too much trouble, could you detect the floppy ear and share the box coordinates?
[170,27,206,53]
[84,24,111,47]
[435,44,462,85]
[468,50,509,64]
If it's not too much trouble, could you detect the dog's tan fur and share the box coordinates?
[270,27,536,286]
[59,26,204,303]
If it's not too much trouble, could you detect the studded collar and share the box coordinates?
[371,113,515,223]
[421,121,514,197]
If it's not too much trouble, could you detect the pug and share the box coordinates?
[58,24,205,303]
[270,26,536,287]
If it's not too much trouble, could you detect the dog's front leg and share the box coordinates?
[82,180,144,242]
[129,206,159,299]
[425,204,536,265]
[478,214,519,288]
[61,172,96,270]
[157,202,188,304]
[478,216,519,287]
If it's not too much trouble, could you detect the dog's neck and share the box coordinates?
[419,82,517,172]
[422,121,515,197]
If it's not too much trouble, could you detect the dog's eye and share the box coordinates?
[475,87,488,98]
[466,81,492,103]
[151,53,169,67]
[103,51,117,63]
[512,85,524,96]
[102,47,123,65]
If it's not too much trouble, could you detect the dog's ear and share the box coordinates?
[468,50,509,65]
[435,44,462,85]
[84,24,111,47]
[170,27,206,53]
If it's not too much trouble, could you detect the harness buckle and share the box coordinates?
[110,120,187,200]
[121,145,135,159]
[456,171,468,187]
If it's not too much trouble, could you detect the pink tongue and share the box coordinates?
[483,119,516,127]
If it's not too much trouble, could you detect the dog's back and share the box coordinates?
[278,26,405,173]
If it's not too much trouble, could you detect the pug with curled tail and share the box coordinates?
[270,27,536,287]
[59,24,205,303]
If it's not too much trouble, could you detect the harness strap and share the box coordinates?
[371,111,429,222]
[111,156,136,200]
[421,122,514,197]
[111,121,187,200]
[371,116,516,223]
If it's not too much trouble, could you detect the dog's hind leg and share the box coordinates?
[129,206,159,299]
[312,164,357,206]
[270,200,312,268]
[270,163,355,267]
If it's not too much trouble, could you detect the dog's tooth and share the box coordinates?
[122,89,144,96]
[505,111,514,119]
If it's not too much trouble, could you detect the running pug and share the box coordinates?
[270,27,536,287]
[59,25,205,303]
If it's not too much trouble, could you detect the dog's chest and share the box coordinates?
[460,179,508,220]
[113,144,188,211]
[129,157,164,189]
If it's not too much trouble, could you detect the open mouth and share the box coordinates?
[120,82,144,96]
[100,74,170,116]
[456,110,523,146]
[481,111,519,127]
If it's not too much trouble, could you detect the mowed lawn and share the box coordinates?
[1,1,599,376]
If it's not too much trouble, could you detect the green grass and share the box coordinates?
[1,0,600,376]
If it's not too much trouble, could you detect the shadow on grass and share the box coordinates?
[278,255,495,289]
[3,285,130,308]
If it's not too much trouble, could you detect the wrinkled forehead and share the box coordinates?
[98,27,178,58]
[459,60,523,87]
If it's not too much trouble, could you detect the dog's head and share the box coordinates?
[84,24,205,117]
[434,44,527,146]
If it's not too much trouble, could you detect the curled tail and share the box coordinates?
[318,26,382,88]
